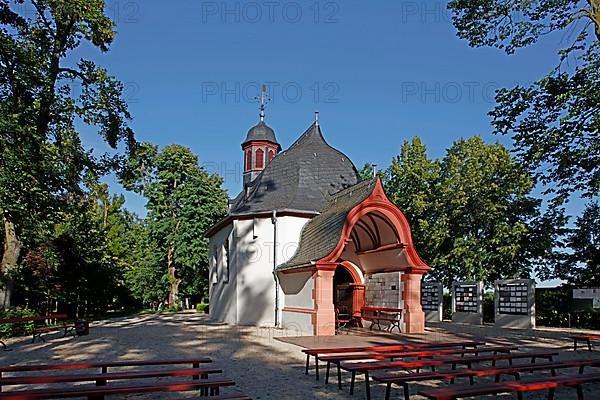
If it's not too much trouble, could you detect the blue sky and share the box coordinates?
[73,0,568,207]
[70,1,573,285]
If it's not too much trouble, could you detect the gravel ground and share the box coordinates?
[0,312,599,399]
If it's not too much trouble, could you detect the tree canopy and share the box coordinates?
[448,0,600,284]
[384,136,551,287]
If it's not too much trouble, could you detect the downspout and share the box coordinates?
[271,210,279,327]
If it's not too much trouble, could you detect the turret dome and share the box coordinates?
[243,120,279,148]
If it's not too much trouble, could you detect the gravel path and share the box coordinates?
[0,312,598,399]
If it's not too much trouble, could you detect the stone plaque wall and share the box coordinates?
[421,282,443,322]
[451,281,483,324]
[495,279,535,329]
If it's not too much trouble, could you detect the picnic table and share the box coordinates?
[0,314,75,350]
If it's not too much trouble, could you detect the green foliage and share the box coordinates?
[121,143,228,307]
[196,303,208,313]
[0,0,135,307]
[482,292,495,323]
[554,202,600,285]
[385,136,549,287]
[536,287,600,330]
[0,307,36,338]
[448,0,599,283]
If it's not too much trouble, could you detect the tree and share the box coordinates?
[123,143,227,307]
[385,136,548,287]
[554,202,600,285]
[447,0,599,206]
[0,0,135,306]
[384,137,441,265]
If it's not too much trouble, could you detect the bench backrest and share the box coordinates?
[0,358,212,374]
[361,306,403,313]
[0,314,68,324]
[302,341,485,355]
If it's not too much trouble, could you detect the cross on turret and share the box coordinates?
[255,84,271,122]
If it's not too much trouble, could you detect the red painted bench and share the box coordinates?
[322,345,518,387]
[571,334,600,351]
[375,359,600,400]
[0,377,236,399]
[360,306,402,332]
[0,357,212,376]
[0,358,252,399]
[342,351,558,400]
[302,340,485,379]
[418,372,600,400]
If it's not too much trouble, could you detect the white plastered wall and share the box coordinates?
[209,215,311,327]
[208,224,236,323]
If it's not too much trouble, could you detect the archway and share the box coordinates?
[333,266,354,316]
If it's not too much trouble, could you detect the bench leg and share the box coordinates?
[326,361,331,384]
[385,383,391,400]
[574,339,578,351]
[316,358,320,380]
[576,385,584,400]
[350,371,356,395]
[587,339,593,351]
[548,388,555,400]
[365,371,371,400]
[517,391,523,400]
[305,354,310,375]
[337,362,343,390]
[402,383,409,400]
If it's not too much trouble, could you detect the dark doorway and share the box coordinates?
[334,266,354,315]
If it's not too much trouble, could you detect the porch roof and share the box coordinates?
[276,178,378,272]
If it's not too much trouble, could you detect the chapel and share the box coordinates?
[206,96,430,335]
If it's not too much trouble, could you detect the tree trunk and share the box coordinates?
[167,245,180,308]
[1,216,22,308]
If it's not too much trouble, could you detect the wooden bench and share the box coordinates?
[0,358,252,399]
[571,334,600,351]
[322,345,518,387]
[0,314,76,348]
[0,377,236,399]
[418,372,600,400]
[0,357,212,376]
[374,359,600,400]
[341,351,558,400]
[360,306,402,332]
[302,340,485,379]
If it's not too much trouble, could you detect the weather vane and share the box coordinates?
[255,83,271,122]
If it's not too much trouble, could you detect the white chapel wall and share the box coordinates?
[208,224,237,324]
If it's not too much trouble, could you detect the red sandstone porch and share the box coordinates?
[278,178,430,336]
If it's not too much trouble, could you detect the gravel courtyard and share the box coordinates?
[0,311,599,399]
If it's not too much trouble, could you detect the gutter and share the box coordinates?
[271,210,280,327]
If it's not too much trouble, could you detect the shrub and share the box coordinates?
[0,307,37,338]
[196,303,209,313]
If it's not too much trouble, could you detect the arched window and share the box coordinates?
[245,150,252,171]
[223,238,230,283]
[255,148,264,169]
[268,149,275,162]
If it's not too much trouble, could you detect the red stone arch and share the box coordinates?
[312,178,430,335]
[320,179,428,271]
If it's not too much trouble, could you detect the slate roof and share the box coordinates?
[242,120,279,147]
[276,178,378,271]
[229,122,360,216]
